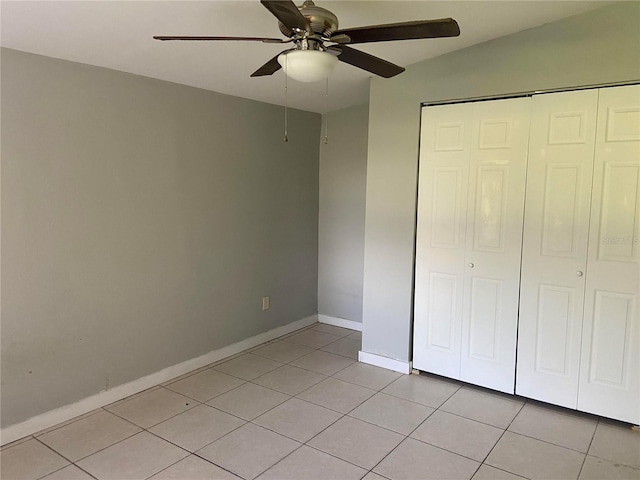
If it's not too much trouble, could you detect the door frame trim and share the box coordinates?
[421,80,640,107]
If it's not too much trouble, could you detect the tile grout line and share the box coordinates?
[366,435,412,478]
[36,461,100,480]
[501,426,596,456]
[280,330,359,357]
[435,405,515,431]
[104,386,203,430]
[475,396,527,471]
[141,425,245,478]
[400,435,487,469]
[302,442,379,475]
[327,370,402,392]
[290,365,400,415]
[244,442,308,479]
[206,383,293,419]
[575,419,596,480]
[495,398,604,459]
[48,429,165,475]
[141,455,195,480]
[0,434,35,451]
[51,425,142,465]
[29,436,91,480]
[183,406,286,453]
[250,341,317,363]
[373,375,462,410]
[210,353,286,376]
[585,452,640,471]
[575,418,640,475]
[342,397,435,438]
[102,385,164,411]
[189,450,255,480]
[28,409,145,475]
[128,384,202,406]
[65,461,100,480]
[32,409,105,440]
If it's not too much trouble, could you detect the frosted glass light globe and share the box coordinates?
[278,50,338,83]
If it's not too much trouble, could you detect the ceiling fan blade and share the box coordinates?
[331,18,460,44]
[328,45,405,78]
[251,52,286,77]
[260,0,310,34]
[153,36,285,43]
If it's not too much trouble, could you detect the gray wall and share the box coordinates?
[1,48,320,428]
[362,2,640,362]
[318,104,368,322]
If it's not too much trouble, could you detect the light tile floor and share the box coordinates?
[2,323,639,480]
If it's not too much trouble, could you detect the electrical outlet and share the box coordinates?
[262,296,270,311]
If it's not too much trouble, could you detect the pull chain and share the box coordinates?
[284,55,289,143]
[323,77,329,144]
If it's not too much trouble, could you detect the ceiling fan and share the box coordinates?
[154,0,460,82]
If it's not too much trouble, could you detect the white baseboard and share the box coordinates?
[358,351,411,374]
[1,314,318,446]
[317,314,362,332]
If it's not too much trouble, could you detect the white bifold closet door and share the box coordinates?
[517,85,639,424]
[414,97,530,393]
[516,89,599,408]
[414,101,471,380]
[578,85,640,424]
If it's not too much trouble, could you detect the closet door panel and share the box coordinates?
[516,90,599,408]
[460,98,531,393]
[541,164,584,255]
[578,85,640,424]
[413,103,472,378]
[535,285,576,376]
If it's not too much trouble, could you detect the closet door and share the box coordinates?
[414,102,472,378]
[414,98,529,390]
[516,90,599,408]
[460,98,530,393]
[578,85,640,424]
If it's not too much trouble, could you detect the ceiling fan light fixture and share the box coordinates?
[277,50,338,82]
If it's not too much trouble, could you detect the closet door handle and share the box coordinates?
[468,263,474,268]
[576,271,584,277]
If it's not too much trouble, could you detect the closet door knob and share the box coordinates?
[576,271,584,277]
[468,263,475,268]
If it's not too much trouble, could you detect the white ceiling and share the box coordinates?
[1,1,611,113]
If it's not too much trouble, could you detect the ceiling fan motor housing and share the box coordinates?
[278,0,338,38]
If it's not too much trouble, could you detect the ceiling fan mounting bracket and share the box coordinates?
[292,35,327,52]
